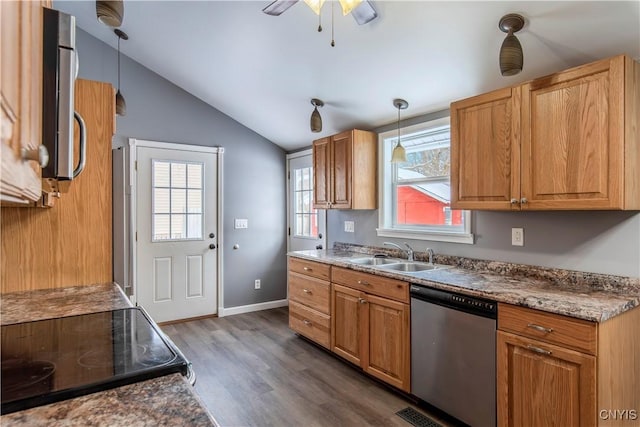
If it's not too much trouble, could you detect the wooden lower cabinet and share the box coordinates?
[497,303,640,427]
[497,331,596,427]
[331,282,410,392]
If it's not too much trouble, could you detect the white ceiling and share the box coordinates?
[53,1,640,151]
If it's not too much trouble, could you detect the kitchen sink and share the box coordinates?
[348,257,403,266]
[376,262,442,272]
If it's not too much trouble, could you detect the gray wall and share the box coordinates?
[327,112,640,278]
[76,29,287,308]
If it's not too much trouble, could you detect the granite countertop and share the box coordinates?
[288,247,640,322]
[0,283,218,426]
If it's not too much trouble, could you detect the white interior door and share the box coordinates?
[135,145,219,323]
[288,151,326,251]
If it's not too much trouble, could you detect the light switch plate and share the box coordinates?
[344,221,355,233]
[511,228,524,246]
[235,219,248,229]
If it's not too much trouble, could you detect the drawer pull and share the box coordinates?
[303,319,312,326]
[527,344,552,355]
[303,289,312,294]
[357,280,370,286]
[527,323,553,334]
[358,298,368,304]
[303,267,312,271]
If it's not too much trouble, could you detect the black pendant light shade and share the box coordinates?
[310,98,324,133]
[115,29,128,116]
[498,14,525,76]
[96,0,124,28]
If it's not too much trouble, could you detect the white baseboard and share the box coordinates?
[219,299,288,317]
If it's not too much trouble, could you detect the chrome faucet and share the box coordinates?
[426,248,434,265]
[384,242,415,262]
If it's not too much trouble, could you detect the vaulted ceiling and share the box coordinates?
[54,1,640,151]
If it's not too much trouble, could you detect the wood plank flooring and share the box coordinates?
[162,307,453,427]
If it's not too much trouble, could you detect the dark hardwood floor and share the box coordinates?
[162,307,452,427]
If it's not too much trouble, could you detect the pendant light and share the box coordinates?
[310,98,324,133]
[498,13,525,76]
[114,29,128,116]
[96,0,124,28]
[391,99,408,163]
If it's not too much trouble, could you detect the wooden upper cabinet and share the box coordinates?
[451,54,640,211]
[451,87,521,210]
[312,129,377,210]
[1,1,50,204]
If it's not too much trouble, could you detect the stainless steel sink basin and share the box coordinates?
[348,257,403,266]
[376,262,441,272]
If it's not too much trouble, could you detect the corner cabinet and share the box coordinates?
[313,129,377,210]
[331,267,410,392]
[497,303,640,427]
[1,1,51,204]
[451,55,640,211]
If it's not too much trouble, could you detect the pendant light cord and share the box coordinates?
[397,104,401,144]
[331,1,335,47]
[117,35,121,91]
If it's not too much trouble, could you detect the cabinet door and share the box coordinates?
[331,131,352,209]
[1,1,46,203]
[331,284,363,365]
[521,57,624,210]
[450,87,521,210]
[497,331,596,427]
[312,137,331,208]
[362,294,410,392]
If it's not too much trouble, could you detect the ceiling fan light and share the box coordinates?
[338,0,362,15]
[303,0,325,15]
[499,34,523,76]
[96,0,124,28]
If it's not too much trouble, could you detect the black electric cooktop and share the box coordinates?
[1,307,189,415]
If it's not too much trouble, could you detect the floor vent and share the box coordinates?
[396,407,443,427]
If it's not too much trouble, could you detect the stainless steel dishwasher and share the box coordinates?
[410,284,497,427]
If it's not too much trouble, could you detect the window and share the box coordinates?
[152,160,204,241]
[377,117,473,244]
[293,166,318,238]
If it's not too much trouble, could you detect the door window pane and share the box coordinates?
[293,166,318,238]
[152,160,204,241]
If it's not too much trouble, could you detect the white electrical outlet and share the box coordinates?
[254,279,261,289]
[235,219,248,229]
[344,221,355,233]
[512,228,524,246]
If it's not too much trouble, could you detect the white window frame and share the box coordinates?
[376,118,474,244]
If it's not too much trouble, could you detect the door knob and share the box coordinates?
[209,233,215,238]
[209,244,216,250]
[316,244,323,249]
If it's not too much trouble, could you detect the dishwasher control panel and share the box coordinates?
[451,294,495,311]
[410,284,497,318]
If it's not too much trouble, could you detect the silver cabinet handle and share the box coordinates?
[303,319,312,326]
[22,145,49,168]
[527,323,553,333]
[358,298,367,304]
[527,344,552,355]
[303,289,312,294]
[520,197,528,204]
[357,280,370,286]
[72,111,87,178]
[510,198,519,204]
[303,267,312,271]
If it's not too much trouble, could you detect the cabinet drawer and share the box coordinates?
[289,257,331,281]
[289,272,330,314]
[331,267,409,303]
[498,303,597,355]
[289,300,330,348]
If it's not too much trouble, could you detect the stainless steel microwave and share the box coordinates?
[42,7,86,181]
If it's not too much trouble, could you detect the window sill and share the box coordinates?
[376,228,474,245]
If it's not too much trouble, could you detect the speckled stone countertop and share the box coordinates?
[288,245,640,322]
[1,283,132,325]
[0,374,215,427]
[0,283,218,426]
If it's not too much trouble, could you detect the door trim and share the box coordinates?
[127,138,225,316]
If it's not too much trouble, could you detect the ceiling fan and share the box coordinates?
[262,0,378,25]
